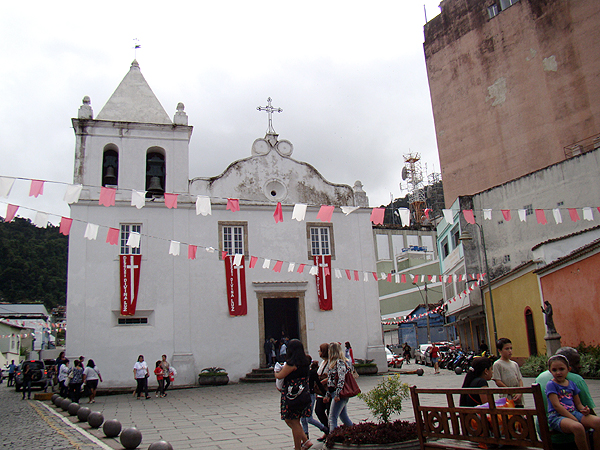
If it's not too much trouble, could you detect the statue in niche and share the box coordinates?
[541,300,557,334]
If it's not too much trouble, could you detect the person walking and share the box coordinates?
[58,359,70,397]
[154,361,165,398]
[314,343,330,441]
[133,355,150,399]
[301,359,328,441]
[275,339,313,450]
[344,342,355,366]
[22,363,32,400]
[82,359,102,403]
[160,355,171,394]
[403,343,411,364]
[68,360,84,403]
[430,343,440,374]
[324,342,353,432]
[7,360,17,387]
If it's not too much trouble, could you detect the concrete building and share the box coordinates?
[424,0,600,207]
[66,61,386,387]
[0,320,29,366]
[0,304,51,354]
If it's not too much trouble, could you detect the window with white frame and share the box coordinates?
[488,4,499,18]
[306,223,334,259]
[219,222,248,257]
[500,0,519,10]
[120,224,141,255]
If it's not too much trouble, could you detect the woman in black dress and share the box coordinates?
[275,339,313,450]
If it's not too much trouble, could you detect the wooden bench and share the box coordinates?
[410,384,552,450]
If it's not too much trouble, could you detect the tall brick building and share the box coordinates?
[424,0,600,206]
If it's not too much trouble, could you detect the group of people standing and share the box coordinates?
[55,352,102,404]
[133,354,174,399]
[275,340,356,450]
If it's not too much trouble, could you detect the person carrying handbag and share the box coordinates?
[133,355,150,399]
[324,342,355,432]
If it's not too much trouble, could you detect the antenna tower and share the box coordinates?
[400,152,426,226]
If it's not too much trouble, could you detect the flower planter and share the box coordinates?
[327,440,419,449]
[355,365,378,375]
[213,374,229,385]
[198,374,229,386]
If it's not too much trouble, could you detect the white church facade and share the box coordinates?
[65,61,387,387]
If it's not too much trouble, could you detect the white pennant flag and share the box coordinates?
[63,184,83,204]
[233,253,243,266]
[169,240,180,256]
[205,247,215,253]
[0,177,15,198]
[33,212,48,228]
[380,272,387,280]
[262,259,271,269]
[443,209,454,224]
[196,196,212,216]
[398,208,411,226]
[84,223,99,240]
[483,209,492,220]
[127,231,141,248]
[583,207,594,221]
[553,208,562,224]
[334,268,342,279]
[363,272,369,282]
[309,265,318,275]
[288,262,296,272]
[340,206,359,216]
[395,274,400,283]
[291,204,307,221]
[518,209,527,222]
[131,190,146,209]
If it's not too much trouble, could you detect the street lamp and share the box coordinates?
[459,222,498,346]
[413,280,431,343]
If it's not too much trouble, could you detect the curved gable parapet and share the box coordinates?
[190,151,356,206]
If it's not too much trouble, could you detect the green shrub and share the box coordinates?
[357,374,409,423]
[521,343,600,378]
[520,354,548,377]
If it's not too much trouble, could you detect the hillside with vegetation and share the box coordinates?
[0,217,68,310]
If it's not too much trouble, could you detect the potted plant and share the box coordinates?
[325,375,418,449]
[353,359,378,375]
[198,367,229,386]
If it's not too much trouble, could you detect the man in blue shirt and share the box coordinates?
[7,360,17,387]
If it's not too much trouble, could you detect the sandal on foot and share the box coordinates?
[301,440,313,450]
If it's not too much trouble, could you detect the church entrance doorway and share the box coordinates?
[264,297,300,342]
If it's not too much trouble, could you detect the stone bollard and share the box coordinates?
[68,402,81,416]
[51,394,59,402]
[148,441,173,450]
[87,411,104,429]
[454,367,463,375]
[60,398,72,411]
[416,368,424,376]
[120,427,143,449]
[77,406,92,422]
[103,419,122,438]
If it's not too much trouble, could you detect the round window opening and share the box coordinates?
[263,179,288,202]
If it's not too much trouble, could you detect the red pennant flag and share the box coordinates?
[501,210,511,221]
[29,180,45,197]
[387,273,392,282]
[222,251,228,260]
[273,260,283,272]
[414,275,420,283]
[458,274,463,282]
[165,193,178,209]
[188,245,197,260]
[5,204,19,222]
[297,263,306,273]
[226,198,240,212]
[424,208,432,219]
[401,274,407,283]
[345,269,352,280]
[568,208,580,222]
[59,217,73,236]
[370,207,385,225]
[428,275,434,282]
[106,227,119,245]
[249,256,258,268]
[273,202,283,223]
[372,272,378,281]
[535,209,547,224]
[99,187,116,207]
[463,209,475,224]
[316,205,334,222]
[353,270,359,281]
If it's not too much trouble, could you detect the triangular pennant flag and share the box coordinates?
[59,217,73,236]
[372,272,378,281]
[273,260,283,272]
[196,196,212,216]
[292,204,307,221]
[442,209,454,224]
[64,184,83,204]
[188,244,197,260]
[0,177,15,198]
[354,270,359,281]
[164,193,178,209]
[401,274,407,283]
[518,209,527,222]
[309,265,318,275]
[463,210,475,224]
[501,210,511,221]
[33,212,48,228]
[414,275,420,283]
[316,205,334,222]
[380,272,387,280]
[334,268,342,278]
[483,209,492,220]
[206,247,215,253]
[29,180,45,197]
[84,223,99,240]
[249,256,258,268]
[126,231,141,248]
[535,209,547,224]
[131,190,146,209]
[222,251,228,260]
[398,208,410,226]
[288,263,295,272]
[273,202,283,223]
[297,263,306,273]
[262,259,271,269]
[99,187,116,207]
[387,273,392,282]
[340,206,359,216]
[568,208,580,222]
[345,269,352,280]
[233,254,243,266]
[106,227,119,245]
[395,274,400,283]
[583,207,593,221]
[553,208,562,224]
[447,275,452,283]
[169,240,181,256]
[370,208,385,225]
[363,272,369,282]
[226,198,240,212]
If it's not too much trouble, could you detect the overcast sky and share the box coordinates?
[0,1,442,223]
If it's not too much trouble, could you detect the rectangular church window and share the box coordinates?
[118,317,148,325]
[120,224,141,255]
[306,223,335,259]
[219,222,248,258]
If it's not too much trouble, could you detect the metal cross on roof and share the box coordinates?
[257,97,283,135]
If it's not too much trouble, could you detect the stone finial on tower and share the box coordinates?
[174,102,188,125]
[78,96,93,119]
[353,180,369,207]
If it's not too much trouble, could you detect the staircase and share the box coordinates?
[239,367,275,383]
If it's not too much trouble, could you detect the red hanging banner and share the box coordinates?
[314,255,333,311]
[224,255,247,316]
[120,254,142,316]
